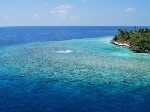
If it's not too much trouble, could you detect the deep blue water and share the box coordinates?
[1,26,149,47]
[0,26,150,112]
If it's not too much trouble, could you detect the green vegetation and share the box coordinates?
[112,28,150,53]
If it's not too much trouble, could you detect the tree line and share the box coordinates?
[112,27,150,53]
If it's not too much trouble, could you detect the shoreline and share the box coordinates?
[112,41,130,48]
[112,40,150,53]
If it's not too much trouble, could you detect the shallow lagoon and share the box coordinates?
[0,37,150,112]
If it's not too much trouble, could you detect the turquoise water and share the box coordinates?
[0,36,150,112]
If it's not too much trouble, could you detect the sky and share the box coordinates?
[0,0,150,26]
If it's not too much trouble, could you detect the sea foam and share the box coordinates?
[56,50,73,53]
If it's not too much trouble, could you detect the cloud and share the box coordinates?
[32,14,40,18]
[50,5,73,18]
[125,8,135,13]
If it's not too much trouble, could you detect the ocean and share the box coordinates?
[0,26,150,112]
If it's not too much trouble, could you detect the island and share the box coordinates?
[112,27,150,53]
